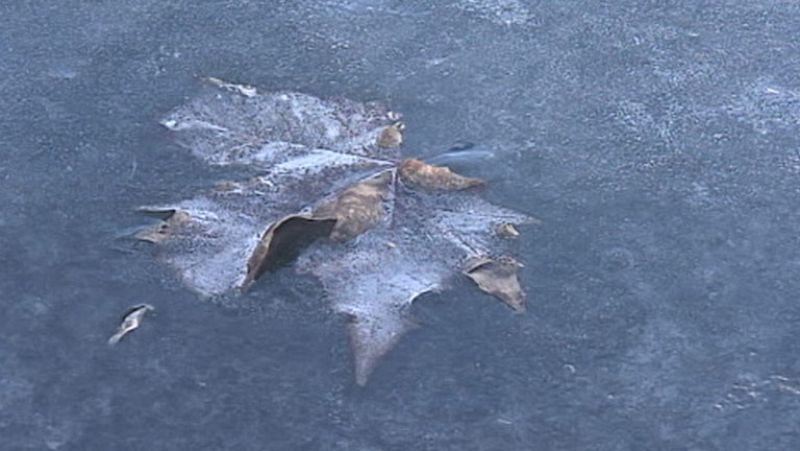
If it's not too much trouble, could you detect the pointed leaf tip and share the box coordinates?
[349,312,418,386]
[398,159,484,191]
[464,256,526,313]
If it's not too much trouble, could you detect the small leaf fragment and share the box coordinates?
[495,222,520,239]
[398,159,484,191]
[377,122,404,148]
[108,304,155,345]
[464,256,526,312]
[134,210,192,243]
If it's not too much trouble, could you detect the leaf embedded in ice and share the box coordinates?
[135,79,537,384]
[140,82,399,297]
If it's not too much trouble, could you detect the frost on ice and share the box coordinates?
[136,79,537,385]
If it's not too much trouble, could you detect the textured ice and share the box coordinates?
[454,0,533,26]
[723,78,800,133]
[138,80,535,384]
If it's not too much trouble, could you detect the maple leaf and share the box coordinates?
[136,79,537,385]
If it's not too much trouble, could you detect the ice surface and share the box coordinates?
[5,0,800,449]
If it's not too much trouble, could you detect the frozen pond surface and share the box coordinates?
[2,1,800,449]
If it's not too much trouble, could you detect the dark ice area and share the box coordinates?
[2,1,800,450]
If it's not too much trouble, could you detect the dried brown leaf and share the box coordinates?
[464,256,526,312]
[312,170,394,241]
[398,159,484,191]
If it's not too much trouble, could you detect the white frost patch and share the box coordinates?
[160,118,229,133]
[271,149,390,176]
[144,198,264,297]
[715,373,800,413]
[159,83,398,166]
[205,76,258,97]
[423,195,536,255]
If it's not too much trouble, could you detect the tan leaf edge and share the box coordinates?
[463,255,526,313]
[241,214,337,291]
[398,158,484,191]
